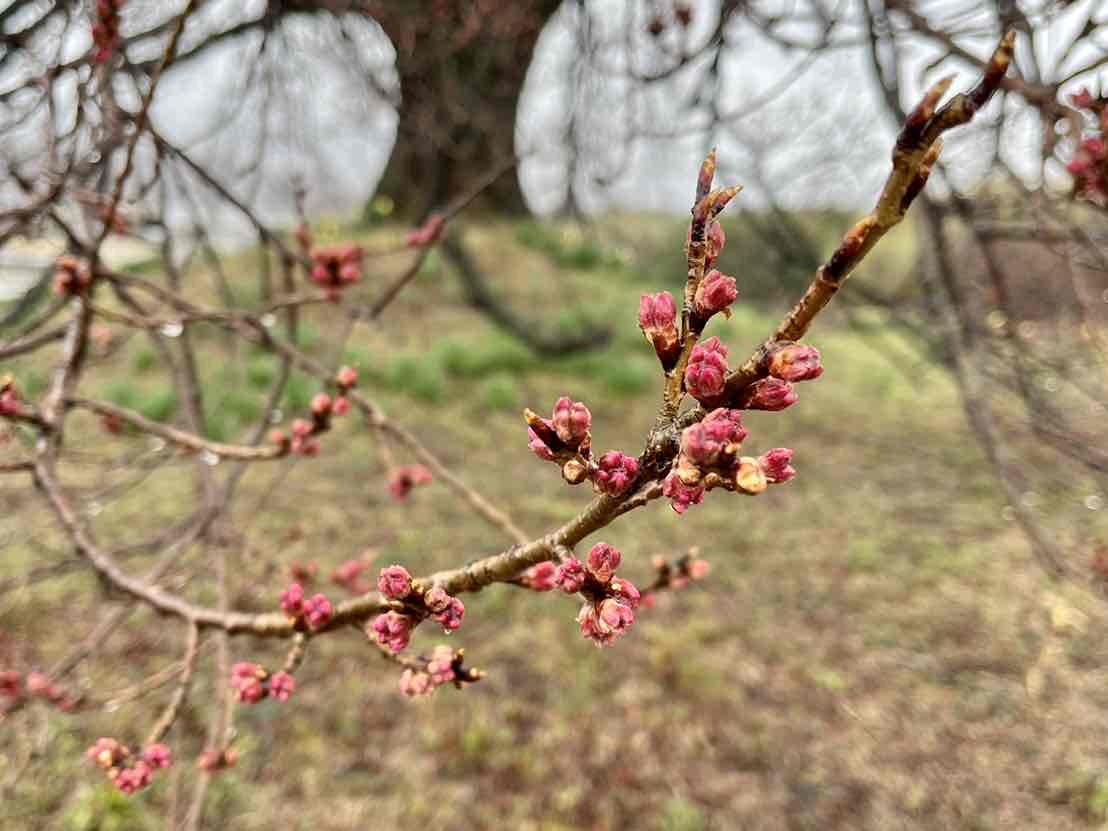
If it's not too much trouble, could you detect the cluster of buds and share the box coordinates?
[279,582,334,630]
[645,550,711,599]
[388,464,433,501]
[370,575,465,652]
[288,561,319,584]
[53,256,92,298]
[525,398,640,497]
[398,645,483,698]
[230,662,295,704]
[87,739,171,795]
[0,669,77,713]
[91,0,125,64]
[269,382,349,457]
[333,365,358,416]
[550,544,640,647]
[309,245,364,300]
[331,558,371,594]
[406,213,445,248]
[1066,87,1108,207]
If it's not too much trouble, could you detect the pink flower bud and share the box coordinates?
[303,593,334,630]
[706,221,726,265]
[684,337,729,402]
[25,671,49,697]
[336,366,358,389]
[434,596,465,632]
[388,464,434,501]
[609,577,641,609]
[331,559,369,594]
[291,418,313,439]
[88,738,127,770]
[555,558,587,593]
[758,447,796,484]
[694,270,737,318]
[279,582,305,617]
[399,668,433,697]
[528,420,557,461]
[593,451,639,496]
[586,543,621,583]
[523,561,558,591]
[426,645,456,685]
[0,670,21,698]
[142,744,172,770]
[310,393,332,417]
[115,761,153,795]
[551,397,591,446]
[662,471,705,514]
[424,585,451,613]
[377,565,413,599]
[230,663,266,704]
[268,428,288,448]
[332,397,351,417]
[372,611,414,653]
[639,292,680,364]
[268,671,295,702]
[740,377,798,411]
[768,344,823,382]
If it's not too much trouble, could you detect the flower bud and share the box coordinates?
[758,447,796,484]
[662,471,705,514]
[609,577,641,609]
[302,593,334,630]
[377,565,412,600]
[768,344,823,382]
[706,221,726,265]
[230,663,266,704]
[388,464,433,501]
[268,671,295,702]
[310,393,333,417]
[434,596,465,632]
[554,558,587,593]
[694,270,737,318]
[552,397,591,446]
[336,366,358,389]
[142,744,172,770]
[587,543,621,583]
[639,292,680,366]
[279,582,305,617]
[593,451,639,496]
[332,397,351,417]
[399,668,433,697]
[371,612,413,653]
[523,561,558,591]
[88,738,127,770]
[528,423,557,461]
[684,337,729,402]
[740,377,798,411]
[424,585,451,614]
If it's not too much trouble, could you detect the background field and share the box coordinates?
[4,215,1108,830]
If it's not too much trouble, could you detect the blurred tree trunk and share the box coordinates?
[372,1,563,217]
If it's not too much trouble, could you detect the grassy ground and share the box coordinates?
[3,216,1108,830]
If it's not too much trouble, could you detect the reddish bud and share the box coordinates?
[768,344,823,382]
[706,222,726,265]
[523,561,558,592]
[758,447,796,484]
[740,377,798,411]
[372,611,413,653]
[115,761,153,795]
[336,366,358,389]
[377,565,412,600]
[303,593,334,630]
[694,269,738,318]
[434,596,465,633]
[554,558,587,593]
[552,397,591,446]
[332,396,351,417]
[310,393,333,417]
[424,585,451,613]
[662,471,705,514]
[230,663,266,704]
[88,738,128,770]
[399,668,433,697]
[279,582,305,617]
[593,451,639,497]
[142,744,172,770]
[684,337,729,402]
[587,543,621,583]
[528,423,557,461]
[268,671,295,702]
[389,464,434,501]
[639,292,680,366]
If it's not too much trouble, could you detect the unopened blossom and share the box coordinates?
[25,671,49,696]
[694,269,738,318]
[377,565,412,600]
[388,464,433,501]
[310,393,333,417]
[554,558,587,593]
[230,663,266,704]
[0,380,21,418]
[399,668,433,697]
[552,397,591,446]
[268,671,295,702]
[279,582,305,617]
[114,761,153,795]
[332,397,351,417]
[758,448,796,484]
[426,645,456,685]
[586,543,621,583]
[639,291,679,365]
[684,337,729,402]
[335,366,358,390]
[662,470,705,515]
[523,561,558,592]
[705,221,726,265]
[52,256,92,297]
[309,245,363,298]
[88,738,128,770]
[302,593,334,630]
[768,344,823,382]
[423,585,451,614]
[609,577,641,609]
[740,377,798,411]
[593,451,639,496]
[528,420,557,461]
[372,611,414,653]
[142,744,172,770]
[332,559,369,594]
[434,596,465,632]
[687,558,711,580]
